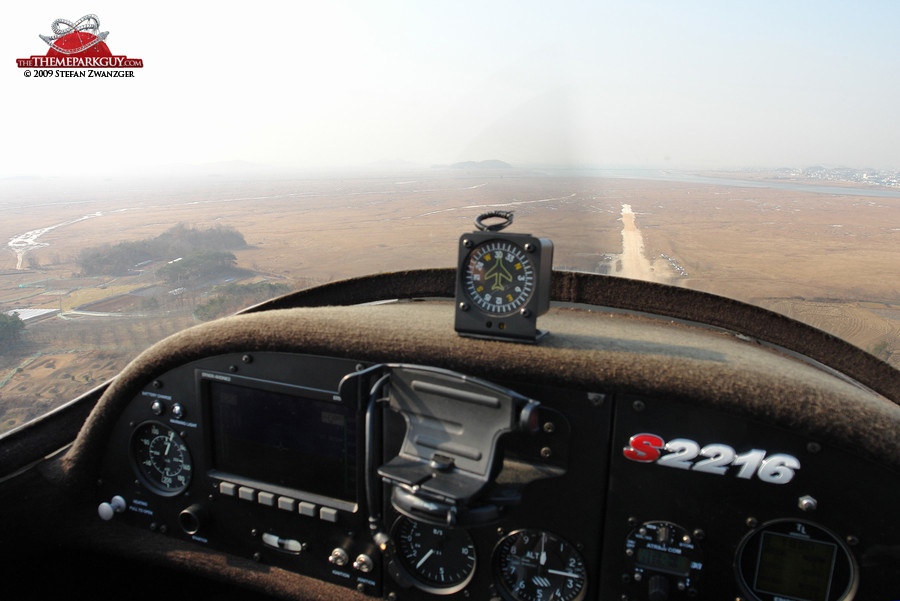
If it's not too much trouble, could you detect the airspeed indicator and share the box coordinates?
[130,421,193,495]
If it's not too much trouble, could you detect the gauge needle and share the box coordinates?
[416,549,435,569]
[548,569,583,579]
[540,533,547,566]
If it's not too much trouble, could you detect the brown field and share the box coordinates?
[1,171,898,432]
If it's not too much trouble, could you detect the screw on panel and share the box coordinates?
[543,422,556,434]
[242,354,253,364]
[229,365,238,373]
[692,528,705,541]
[524,243,535,252]
[459,302,469,311]
[463,239,473,248]
[540,447,553,458]
[152,380,163,389]
[797,495,818,512]
[846,535,859,546]
[520,308,531,317]
[806,441,821,453]
[745,517,758,529]
[632,400,645,412]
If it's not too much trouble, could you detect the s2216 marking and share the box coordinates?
[623,433,800,484]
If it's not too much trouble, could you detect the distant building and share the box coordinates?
[4,308,60,323]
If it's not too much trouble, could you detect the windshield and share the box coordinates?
[2,2,898,434]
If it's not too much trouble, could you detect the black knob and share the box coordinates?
[179,504,207,534]
[648,574,670,601]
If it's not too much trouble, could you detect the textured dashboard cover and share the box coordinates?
[247,269,898,402]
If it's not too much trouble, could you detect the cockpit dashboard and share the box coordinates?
[2,270,898,601]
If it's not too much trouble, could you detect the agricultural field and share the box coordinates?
[1,171,897,432]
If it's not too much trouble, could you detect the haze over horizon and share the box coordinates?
[3,1,900,179]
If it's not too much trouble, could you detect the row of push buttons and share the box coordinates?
[217,482,339,523]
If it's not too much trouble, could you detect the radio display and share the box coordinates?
[635,547,691,577]
[205,376,358,504]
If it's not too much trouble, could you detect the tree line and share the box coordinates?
[78,224,246,276]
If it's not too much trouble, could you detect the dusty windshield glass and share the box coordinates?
[1,3,898,434]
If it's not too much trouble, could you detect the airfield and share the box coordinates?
[1,171,898,431]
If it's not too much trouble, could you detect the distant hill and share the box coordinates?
[448,160,513,170]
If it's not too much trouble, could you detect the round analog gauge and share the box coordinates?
[464,239,535,315]
[493,529,587,601]
[131,422,193,495]
[392,515,477,594]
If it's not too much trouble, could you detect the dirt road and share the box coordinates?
[618,204,660,281]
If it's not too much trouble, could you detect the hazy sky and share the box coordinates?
[3,1,900,177]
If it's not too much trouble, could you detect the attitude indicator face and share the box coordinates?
[464,240,535,315]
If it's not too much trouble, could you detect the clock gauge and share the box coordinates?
[455,212,553,343]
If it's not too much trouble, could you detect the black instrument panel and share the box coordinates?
[96,351,900,600]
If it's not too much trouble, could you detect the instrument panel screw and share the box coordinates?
[228,365,239,373]
[846,535,859,546]
[745,517,758,529]
[540,447,553,458]
[524,243,535,252]
[152,380,163,389]
[463,238,473,248]
[692,528,705,541]
[797,495,818,512]
[806,441,821,453]
[253,552,262,562]
[632,400,646,412]
[458,302,469,312]
[520,308,531,317]
[543,422,556,434]
[388,593,398,601]
[242,354,253,364]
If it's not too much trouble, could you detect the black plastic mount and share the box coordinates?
[376,365,541,527]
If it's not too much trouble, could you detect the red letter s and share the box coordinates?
[623,433,665,462]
